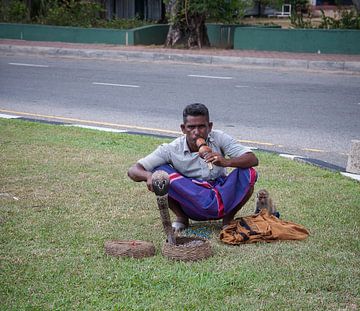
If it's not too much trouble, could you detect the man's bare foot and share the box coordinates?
[172,217,189,232]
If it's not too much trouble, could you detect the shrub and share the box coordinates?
[318,9,360,29]
[95,17,155,30]
[0,0,28,23]
[40,0,104,28]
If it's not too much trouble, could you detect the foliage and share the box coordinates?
[290,0,360,30]
[1,119,359,310]
[0,0,154,29]
[164,0,250,25]
[37,0,104,28]
[288,0,312,28]
[0,0,28,23]
[318,8,360,29]
[95,16,155,29]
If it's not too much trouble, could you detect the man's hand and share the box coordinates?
[204,152,226,167]
[128,163,154,192]
[204,152,258,169]
[146,174,154,192]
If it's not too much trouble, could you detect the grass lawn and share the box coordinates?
[0,119,359,310]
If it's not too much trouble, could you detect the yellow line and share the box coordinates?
[238,139,274,146]
[0,108,330,154]
[0,108,182,136]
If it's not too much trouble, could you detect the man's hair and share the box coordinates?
[183,103,210,123]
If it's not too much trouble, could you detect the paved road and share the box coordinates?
[1,53,359,169]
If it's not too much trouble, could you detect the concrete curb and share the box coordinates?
[1,113,359,182]
[1,44,360,73]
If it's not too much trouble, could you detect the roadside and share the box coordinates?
[1,38,359,182]
[0,110,359,182]
[1,39,360,73]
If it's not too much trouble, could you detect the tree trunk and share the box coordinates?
[165,0,210,49]
[165,0,182,46]
[186,12,209,48]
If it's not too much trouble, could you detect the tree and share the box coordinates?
[164,0,249,49]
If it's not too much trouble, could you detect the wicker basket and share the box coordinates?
[162,236,212,262]
[104,240,155,259]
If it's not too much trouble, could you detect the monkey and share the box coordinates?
[255,189,279,217]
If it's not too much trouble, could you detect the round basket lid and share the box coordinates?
[105,240,155,259]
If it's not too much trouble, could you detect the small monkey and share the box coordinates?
[255,189,279,217]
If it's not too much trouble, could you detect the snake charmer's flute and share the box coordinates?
[196,138,213,170]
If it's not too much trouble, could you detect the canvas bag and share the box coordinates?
[220,209,310,245]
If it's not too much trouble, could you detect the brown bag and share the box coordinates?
[220,209,310,245]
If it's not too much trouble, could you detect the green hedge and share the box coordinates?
[234,27,360,54]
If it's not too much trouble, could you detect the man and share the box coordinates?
[127,103,258,231]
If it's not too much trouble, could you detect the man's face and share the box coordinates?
[181,115,213,152]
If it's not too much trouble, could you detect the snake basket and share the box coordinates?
[162,236,212,262]
[105,240,155,259]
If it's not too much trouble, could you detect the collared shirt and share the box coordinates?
[138,130,252,181]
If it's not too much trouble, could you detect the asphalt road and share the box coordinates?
[1,54,359,169]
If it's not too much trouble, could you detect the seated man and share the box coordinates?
[127,103,258,230]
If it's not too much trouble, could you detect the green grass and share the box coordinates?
[0,119,359,310]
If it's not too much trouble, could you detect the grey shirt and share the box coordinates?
[138,130,252,181]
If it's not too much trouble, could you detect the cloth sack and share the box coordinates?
[220,209,309,245]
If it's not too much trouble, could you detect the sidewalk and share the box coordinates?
[1,39,360,73]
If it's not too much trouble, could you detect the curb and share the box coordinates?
[1,112,359,182]
[1,44,360,73]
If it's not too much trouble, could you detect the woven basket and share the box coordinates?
[162,236,212,262]
[104,240,155,259]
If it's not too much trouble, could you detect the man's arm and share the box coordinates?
[205,151,258,169]
[127,163,154,191]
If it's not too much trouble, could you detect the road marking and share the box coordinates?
[235,85,250,88]
[341,172,360,182]
[238,139,274,146]
[0,113,21,119]
[9,62,49,68]
[279,154,303,160]
[0,108,339,156]
[92,82,139,88]
[301,147,325,153]
[0,108,181,135]
[66,124,128,133]
[188,74,233,80]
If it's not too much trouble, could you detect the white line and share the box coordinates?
[340,172,360,182]
[9,62,49,68]
[235,85,250,88]
[187,74,233,80]
[92,82,140,88]
[0,113,21,119]
[279,154,303,160]
[65,124,128,133]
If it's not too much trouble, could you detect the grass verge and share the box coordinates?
[0,119,359,310]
